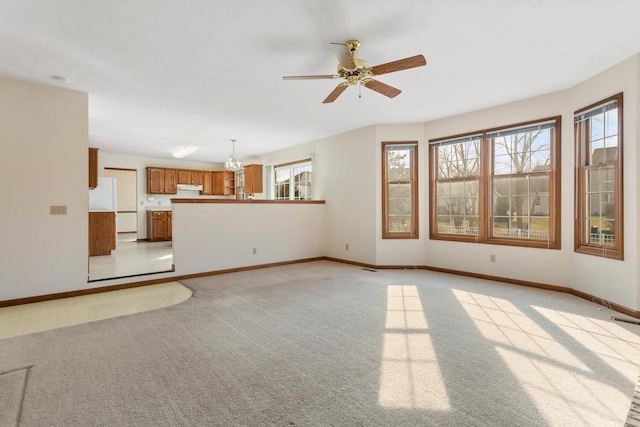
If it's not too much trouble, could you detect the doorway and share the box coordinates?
[88,168,173,281]
[105,168,137,239]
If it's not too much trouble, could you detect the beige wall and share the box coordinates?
[2,53,639,311]
[0,76,88,300]
[568,54,638,308]
[422,54,639,310]
[172,202,326,275]
[249,126,379,265]
[423,90,572,286]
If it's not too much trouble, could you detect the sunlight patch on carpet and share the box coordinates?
[378,285,450,410]
[453,289,636,426]
[453,290,589,371]
[533,306,640,379]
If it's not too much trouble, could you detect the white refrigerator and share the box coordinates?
[89,177,118,211]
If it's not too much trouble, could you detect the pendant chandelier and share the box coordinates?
[224,139,243,172]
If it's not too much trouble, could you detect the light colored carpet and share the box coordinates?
[0,366,30,427]
[0,260,638,426]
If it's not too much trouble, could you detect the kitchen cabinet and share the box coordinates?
[178,169,204,186]
[177,169,190,185]
[213,171,235,196]
[88,148,98,189]
[89,211,116,256]
[147,167,177,194]
[147,210,172,241]
[202,171,213,195]
[191,170,203,186]
[243,164,263,195]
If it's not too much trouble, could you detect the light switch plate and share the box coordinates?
[50,205,67,215]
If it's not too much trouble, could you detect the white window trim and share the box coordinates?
[272,159,313,200]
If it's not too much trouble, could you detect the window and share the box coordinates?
[382,142,418,239]
[429,117,561,248]
[273,159,312,200]
[574,93,623,259]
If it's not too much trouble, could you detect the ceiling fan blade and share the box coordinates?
[362,79,401,98]
[323,83,349,103]
[283,75,337,80]
[330,43,356,69]
[369,54,427,76]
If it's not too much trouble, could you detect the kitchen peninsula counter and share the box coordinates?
[171,199,325,204]
[169,198,326,277]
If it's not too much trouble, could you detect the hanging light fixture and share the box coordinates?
[224,139,243,172]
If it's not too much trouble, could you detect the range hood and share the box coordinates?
[176,184,203,191]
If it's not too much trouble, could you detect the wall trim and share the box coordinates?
[2,257,638,320]
[0,257,324,308]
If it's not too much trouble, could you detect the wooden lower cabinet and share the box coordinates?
[147,211,172,241]
[89,211,116,256]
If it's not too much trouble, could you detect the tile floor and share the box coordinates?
[0,282,192,339]
[88,238,173,281]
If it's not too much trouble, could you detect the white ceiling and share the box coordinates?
[1,1,639,163]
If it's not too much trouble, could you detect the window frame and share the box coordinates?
[574,93,623,260]
[273,158,313,201]
[382,141,419,239]
[429,116,561,249]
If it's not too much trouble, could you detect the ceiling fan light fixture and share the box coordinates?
[224,139,243,172]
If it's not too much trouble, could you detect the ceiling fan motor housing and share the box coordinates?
[338,58,370,85]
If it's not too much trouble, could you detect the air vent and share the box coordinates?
[611,316,640,325]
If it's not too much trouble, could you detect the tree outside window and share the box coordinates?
[429,117,561,249]
[383,142,418,239]
[574,93,623,259]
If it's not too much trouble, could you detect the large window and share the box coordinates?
[274,159,312,200]
[574,93,623,259]
[382,142,418,239]
[429,117,561,248]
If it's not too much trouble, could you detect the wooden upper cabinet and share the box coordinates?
[88,148,98,189]
[147,167,177,194]
[147,167,164,194]
[213,171,235,196]
[164,168,177,193]
[178,169,204,186]
[177,169,191,185]
[202,171,213,195]
[190,170,203,186]
[244,164,263,194]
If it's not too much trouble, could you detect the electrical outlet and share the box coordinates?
[50,205,67,215]
[252,248,257,255]
[490,254,496,263]
[345,244,349,251]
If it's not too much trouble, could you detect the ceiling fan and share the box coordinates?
[283,40,427,103]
